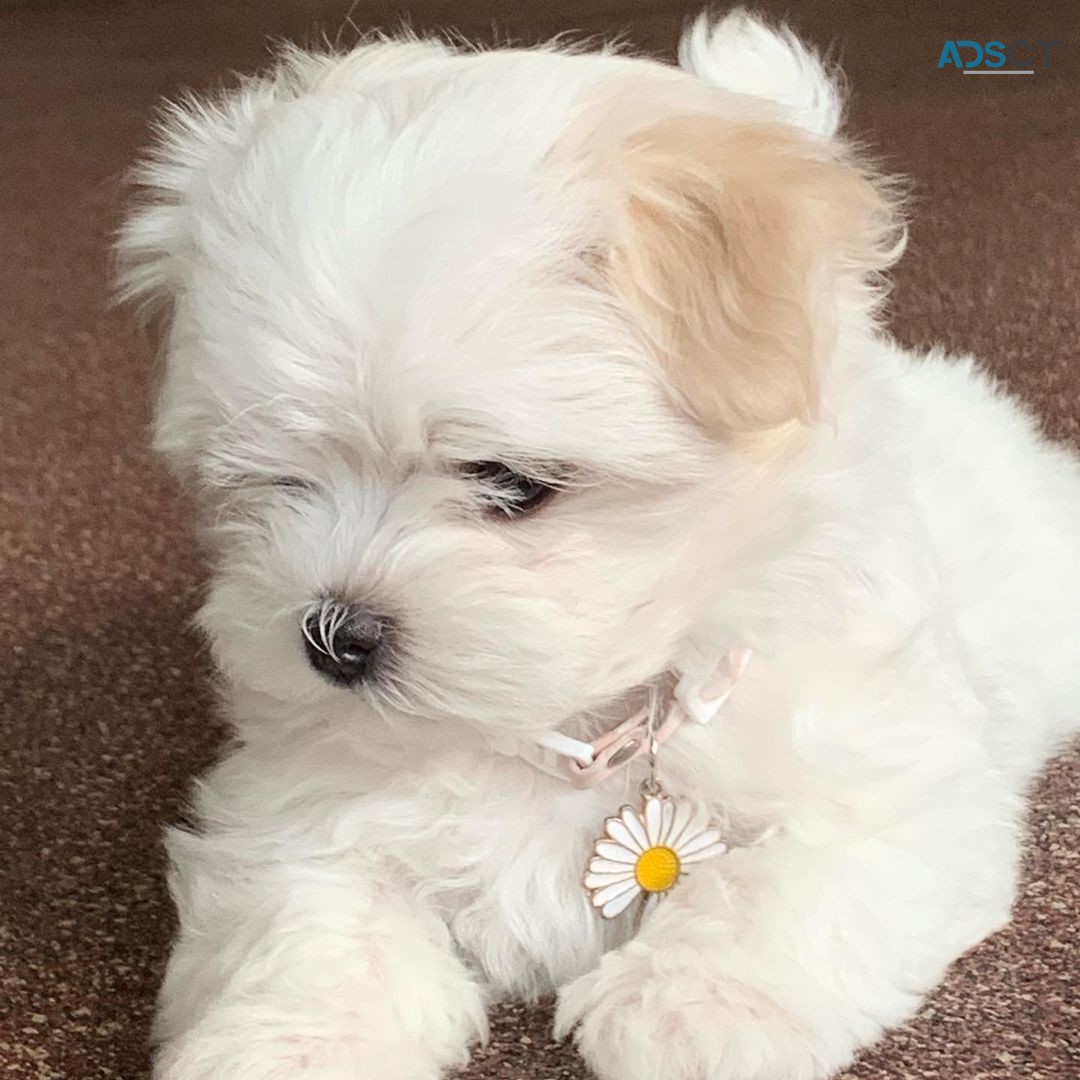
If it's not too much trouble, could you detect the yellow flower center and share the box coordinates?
[634,845,681,893]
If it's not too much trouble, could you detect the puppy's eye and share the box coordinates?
[463,461,556,517]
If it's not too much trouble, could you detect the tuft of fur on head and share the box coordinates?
[116,12,903,756]
[677,8,844,139]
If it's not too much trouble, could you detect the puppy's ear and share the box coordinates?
[116,38,452,322]
[116,85,278,324]
[116,38,453,476]
[606,117,901,437]
[114,85,285,476]
[601,111,899,435]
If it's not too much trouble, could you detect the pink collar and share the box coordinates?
[527,648,751,789]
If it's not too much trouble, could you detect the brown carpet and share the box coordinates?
[1,1,1077,1077]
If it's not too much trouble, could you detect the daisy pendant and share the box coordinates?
[584,795,727,919]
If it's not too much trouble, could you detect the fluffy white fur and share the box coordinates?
[118,10,1080,1080]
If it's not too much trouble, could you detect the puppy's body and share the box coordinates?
[120,12,1080,1080]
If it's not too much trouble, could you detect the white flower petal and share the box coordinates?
[675,828,723,858]
[602,885,641,918]
[589,856,635,875]
[680,841,727,864]
[594,841,637,864]
[665,801,695,850]
[644,797,665,846]
[605,816,644,855]
[590,876,640,908]
[585,869,634,889]
[683,808,713,849]
[620,806,650,852]
[658,798,675,846]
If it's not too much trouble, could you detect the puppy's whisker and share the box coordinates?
[318,603,338,662]
[330,603,349,637]
[300,601,331,657]
[327,604,350,661]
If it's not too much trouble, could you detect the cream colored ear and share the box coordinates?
[602,109,901,435]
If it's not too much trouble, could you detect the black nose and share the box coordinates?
[302,602,385,687]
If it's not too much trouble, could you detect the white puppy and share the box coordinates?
[118,10,1080,1080]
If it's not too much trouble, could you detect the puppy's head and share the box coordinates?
[118,13,900,749]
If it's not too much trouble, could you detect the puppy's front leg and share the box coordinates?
[557,699,1019,1079]
[152,801,486,1079]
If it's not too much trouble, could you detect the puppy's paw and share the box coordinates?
[555,943,824,1080]
[154,1016,450,1080]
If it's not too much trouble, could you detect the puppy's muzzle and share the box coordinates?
[302,600,388,688]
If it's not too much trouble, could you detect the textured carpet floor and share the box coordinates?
[1,1,1077,1077]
